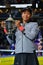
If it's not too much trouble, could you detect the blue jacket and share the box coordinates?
[15,22,39,53]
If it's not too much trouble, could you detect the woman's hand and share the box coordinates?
[15,20,21,28]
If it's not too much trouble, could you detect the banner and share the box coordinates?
[0,55,43,65]
[38,56,43,65]
[0,55,15,65]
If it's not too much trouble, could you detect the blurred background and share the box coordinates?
[0,0,43,4]
[0,0,43,56]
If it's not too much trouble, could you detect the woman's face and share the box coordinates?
[22,10,31,22]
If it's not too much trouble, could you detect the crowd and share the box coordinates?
[0,0,43,4]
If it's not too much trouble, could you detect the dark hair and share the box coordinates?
[21,7,32,14]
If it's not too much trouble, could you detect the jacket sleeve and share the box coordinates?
[24,23,39,40]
